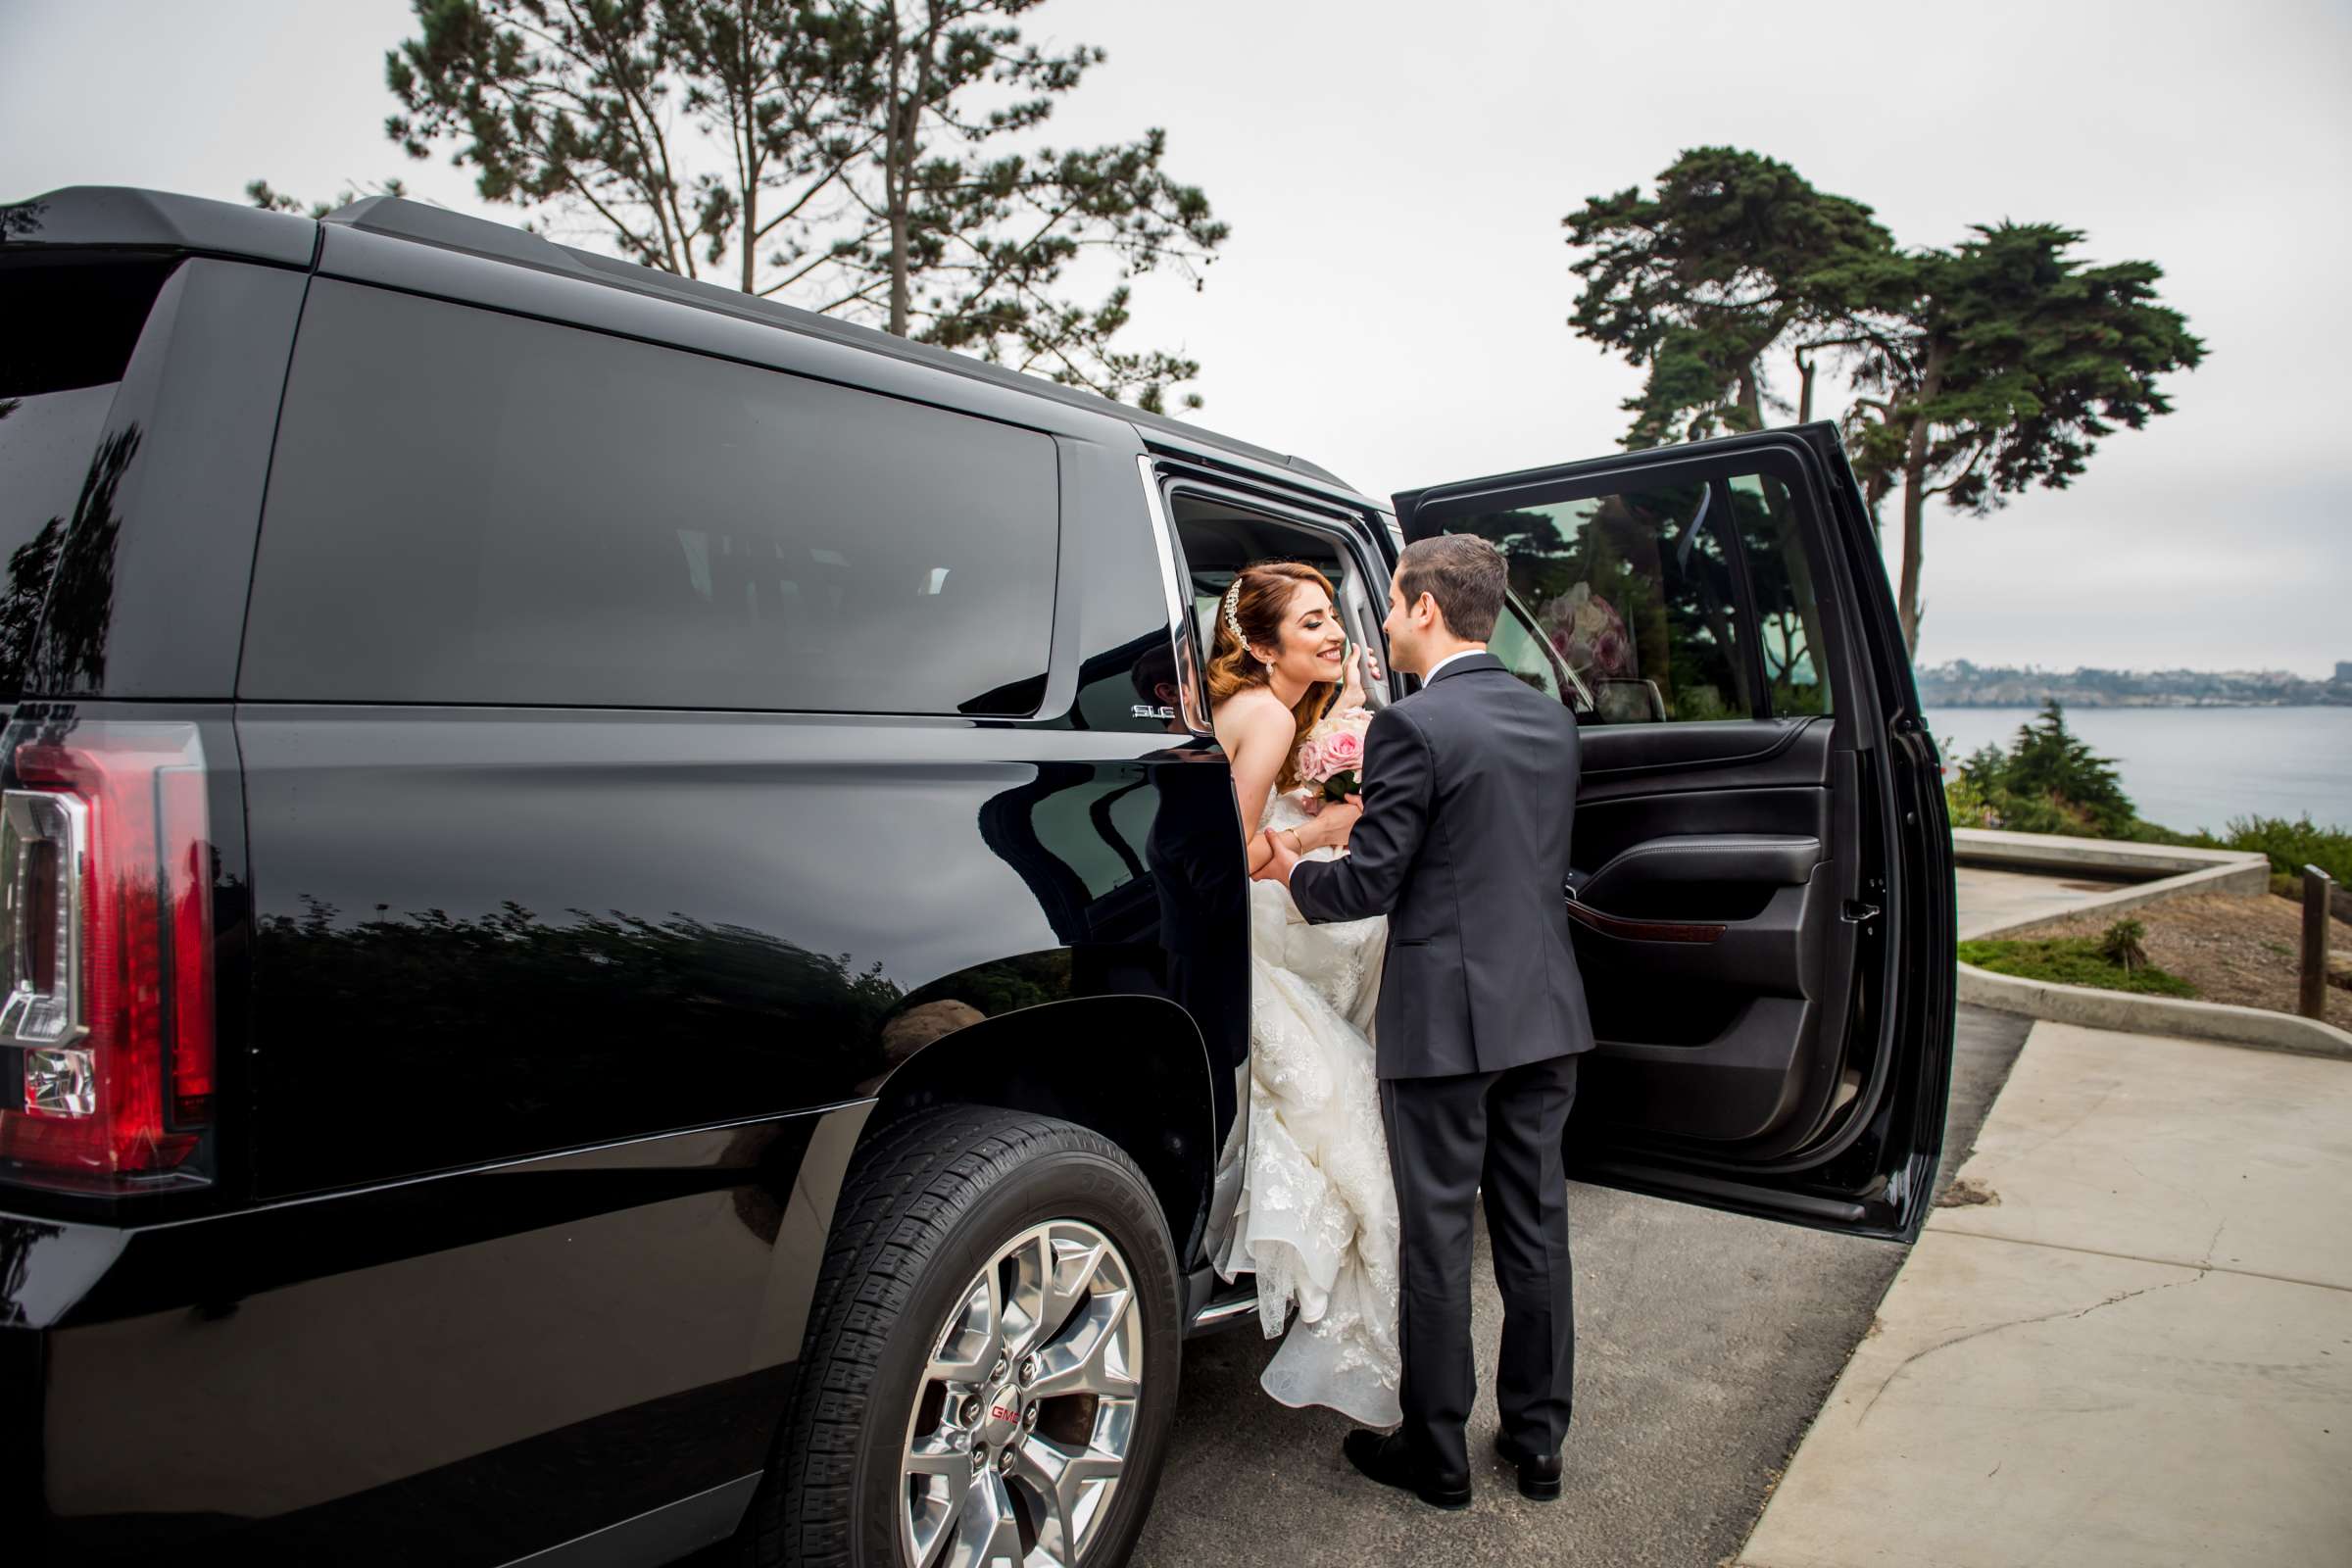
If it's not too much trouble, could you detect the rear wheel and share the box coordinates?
[753,1106,1182,1568]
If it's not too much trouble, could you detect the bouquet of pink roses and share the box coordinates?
[1294,707,1373,803]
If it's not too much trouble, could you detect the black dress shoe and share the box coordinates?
[1343,1429,1471,1510]
[1494,1432,1563,1501]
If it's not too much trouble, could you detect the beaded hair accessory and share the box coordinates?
[1221,578,1246,646]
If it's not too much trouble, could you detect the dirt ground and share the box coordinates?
[2007,890,2352,1032]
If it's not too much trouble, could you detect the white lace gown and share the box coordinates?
[1209,789,1402,1427]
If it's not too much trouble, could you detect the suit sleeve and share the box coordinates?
[1289,703,1434,924]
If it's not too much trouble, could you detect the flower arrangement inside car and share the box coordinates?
[1295,707,1373,806]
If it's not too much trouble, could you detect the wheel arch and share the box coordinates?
[863,994,1221,1261]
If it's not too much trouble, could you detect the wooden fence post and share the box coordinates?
[2302,865,2335,1021]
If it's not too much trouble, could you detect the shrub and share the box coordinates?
[2216,813,2352,887]
[1942,768,2002,828]
[1999,702,2135,835]
[2099,918,2149,971]
[1946,703,2136,837]
[2116,818,2222,851]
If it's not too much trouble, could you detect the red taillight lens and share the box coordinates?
[0,721,214,1188]
[162,765,215,1123]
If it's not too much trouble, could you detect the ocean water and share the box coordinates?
[1921,706,2352,835]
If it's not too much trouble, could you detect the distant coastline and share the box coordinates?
[1919,660,2352,709]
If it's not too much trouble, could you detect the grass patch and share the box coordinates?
[1958,936,2200,998]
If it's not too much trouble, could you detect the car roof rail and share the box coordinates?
[320,193,584,273]
[3,185,318,269]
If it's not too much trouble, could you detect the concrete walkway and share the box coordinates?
[1951,828,2271,942]
[1953,863,2131,941]
[1737,1020,2352,1566]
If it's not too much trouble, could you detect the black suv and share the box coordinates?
[0,186,1955,1567]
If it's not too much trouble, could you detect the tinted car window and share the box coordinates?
[0,386,116,701]
[1728,472,1833,715]
[0,257,177,703]
[1449,479,1750,724]
[1486,592,1578,706]
[244,281,1058,714]
[0,256,175,399]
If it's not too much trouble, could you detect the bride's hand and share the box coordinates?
[1335,645,1378,712]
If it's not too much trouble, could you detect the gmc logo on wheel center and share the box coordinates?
[992,1403,1018,1423]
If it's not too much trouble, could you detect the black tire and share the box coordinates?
[749,1106,1183,1568]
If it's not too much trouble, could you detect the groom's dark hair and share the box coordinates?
[1396,534,1507,642]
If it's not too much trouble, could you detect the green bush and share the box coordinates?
[1946,702,2136,836]
[2098,918,2150,970]
[1942,767,2002,829]
[2114,818,2220,850]
[2000,704,2136,835]
[2211,813,2352,887]
[1958,936,2198,998]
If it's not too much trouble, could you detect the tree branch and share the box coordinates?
[1923,439,1994,498]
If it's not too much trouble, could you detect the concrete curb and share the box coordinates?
[1950,827,2273,942]
[1951,826,2267,878]
[1956,959,2352,1060]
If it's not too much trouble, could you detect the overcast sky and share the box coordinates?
[6,0,2346,675]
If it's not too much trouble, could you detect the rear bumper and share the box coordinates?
[1,1102,866,1564]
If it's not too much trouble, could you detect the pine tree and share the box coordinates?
[1564,155,2203,655]
[264,0,1225,411]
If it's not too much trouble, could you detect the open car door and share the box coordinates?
[1394,424,1955,1242]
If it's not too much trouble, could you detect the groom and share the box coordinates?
[1255,533,1594,1508]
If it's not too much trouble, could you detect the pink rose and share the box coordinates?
[1295,742,1321,781]
[1321,728,1364,771]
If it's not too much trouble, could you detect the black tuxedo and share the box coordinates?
[1288,652,1594,1078]
[1289,651,1592,1476]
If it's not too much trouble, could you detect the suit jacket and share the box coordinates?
[1288,652,1594,1080]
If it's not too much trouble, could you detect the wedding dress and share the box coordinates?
[1210,788,1402,1427]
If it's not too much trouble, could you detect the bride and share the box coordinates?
[1204,561,1402,1427]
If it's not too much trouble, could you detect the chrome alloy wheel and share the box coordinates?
[900,1219,1143,1568]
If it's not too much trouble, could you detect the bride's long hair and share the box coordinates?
[1206,562,1342,792]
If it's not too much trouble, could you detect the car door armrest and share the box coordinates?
[1579,834,1821,909]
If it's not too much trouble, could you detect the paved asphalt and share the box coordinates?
[1128,1004,2032,1568]
[686,1005,2028,1567]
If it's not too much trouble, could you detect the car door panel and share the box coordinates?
[1568,717,1837,1106]
[1586,996,1815,1142]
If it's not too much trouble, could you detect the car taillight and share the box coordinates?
[0,721,214,1189]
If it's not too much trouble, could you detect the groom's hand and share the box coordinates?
[1252,827,1301,885]
[1317,794,1364,850]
